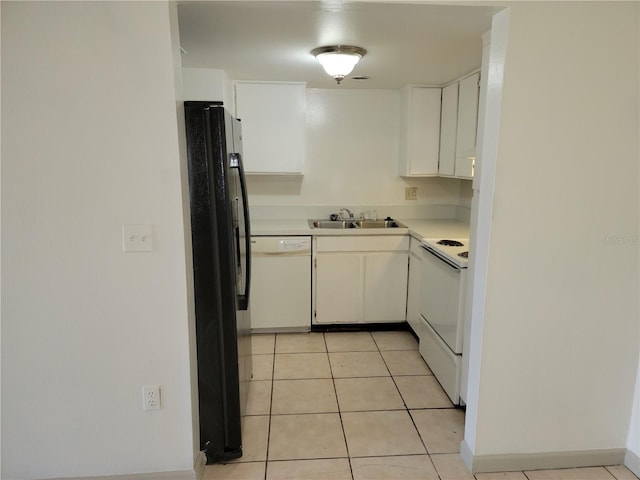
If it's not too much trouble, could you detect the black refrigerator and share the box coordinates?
[184,101,252,464]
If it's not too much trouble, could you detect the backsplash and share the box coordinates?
[249,204,470,223]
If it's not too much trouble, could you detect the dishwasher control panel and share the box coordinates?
[278,239,309,252]
[251,236,311,255]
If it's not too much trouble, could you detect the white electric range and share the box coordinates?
[418,237,470,404]
[421,238,469,269]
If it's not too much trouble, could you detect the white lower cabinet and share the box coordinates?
[363,253,411,322]
[315,253,361,324]
[313,236,409,325]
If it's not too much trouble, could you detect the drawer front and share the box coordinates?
[316,235,409,252]
[419,316,461,404]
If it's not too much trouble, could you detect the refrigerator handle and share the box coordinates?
[232,152,251,311]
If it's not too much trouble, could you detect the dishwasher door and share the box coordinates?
[250,236,311,332]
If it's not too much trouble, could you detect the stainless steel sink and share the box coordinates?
[308,218,406,229]
[309,220,358,229]
[354,220,406,228]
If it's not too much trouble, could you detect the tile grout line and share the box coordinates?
[606,465,640,480]
[251,333,638,480]
[374,334,436,464]
[262,333,277,480]
[324,331,357,480]
[259,333,461,478]
[264,332,355,477]
[374,333,459,480]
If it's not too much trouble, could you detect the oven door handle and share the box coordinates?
[420,245,462,271]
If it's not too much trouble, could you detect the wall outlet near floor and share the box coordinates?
[122,224,154,252]
[405,187,418,200]
[142,385,161,411]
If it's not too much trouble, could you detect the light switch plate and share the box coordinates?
[405,187,418,200]
[122,224,153,252]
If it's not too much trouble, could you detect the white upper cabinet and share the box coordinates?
[454,73,480,178]
[438,82,459,177]
[400,74,479,180]
[399,86,442,177]
[436,72,480,179]
[234,81,306,175]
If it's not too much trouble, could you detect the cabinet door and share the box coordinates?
[235,82,306,174]
[314,254,361,324]
[438,82,458,177]
[363,252,408,323]
[455,73,480,165]
[399,87,441,176]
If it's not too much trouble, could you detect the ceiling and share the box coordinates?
[177,1,499,89]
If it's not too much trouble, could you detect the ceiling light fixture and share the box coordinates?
[311,45,367,84]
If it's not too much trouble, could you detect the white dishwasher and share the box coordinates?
[250,236,311,332]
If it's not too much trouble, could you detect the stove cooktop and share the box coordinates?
[437,239,464,247]
[422,238,469,268]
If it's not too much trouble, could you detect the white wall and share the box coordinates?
[1,2,195,479]
[246,88,465,213]
[465,1,639,467]
[628,365,640,474]
[182,68,234,112]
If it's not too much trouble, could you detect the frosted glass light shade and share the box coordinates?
[311,45,366,84]
[316,52,361,78]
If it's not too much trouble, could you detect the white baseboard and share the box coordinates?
[52,471,197,480]
[194,451,207,480]
[625,449,640,478]
[460,440,626,473]
[460,440,474,471]
[50,458,206,480]
[251,326,310,334]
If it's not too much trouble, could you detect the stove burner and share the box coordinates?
[437,239,464,247]
[458,251,468,258]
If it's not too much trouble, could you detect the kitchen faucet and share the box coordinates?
[339,208,354,219]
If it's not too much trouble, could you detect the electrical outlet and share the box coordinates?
[405,187,418,200]
[142,385,161,411]
[122,224,154,252]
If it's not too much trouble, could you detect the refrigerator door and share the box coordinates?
[228,116,253,433]
[184,102,251,464]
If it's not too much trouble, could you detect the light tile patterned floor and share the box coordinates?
[204,331,638,480]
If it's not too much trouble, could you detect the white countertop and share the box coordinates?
[250,218,469,241]
[398,218,470,240]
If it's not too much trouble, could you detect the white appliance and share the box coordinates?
[419,238,469,404]
[250,236,311,332]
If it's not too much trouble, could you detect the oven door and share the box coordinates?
[419,246,466,354]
